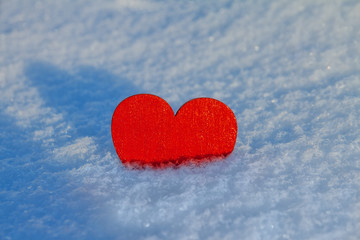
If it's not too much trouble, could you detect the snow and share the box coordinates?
[1,0,360,239]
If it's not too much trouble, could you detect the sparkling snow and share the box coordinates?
[1,0,360,239]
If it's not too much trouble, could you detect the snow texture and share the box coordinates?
[1,0,360,239]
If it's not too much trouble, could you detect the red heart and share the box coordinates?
[111,94,237,168]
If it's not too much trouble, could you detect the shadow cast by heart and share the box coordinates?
[25,61,140,150]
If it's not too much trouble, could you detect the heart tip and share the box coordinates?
[120,152,233,170]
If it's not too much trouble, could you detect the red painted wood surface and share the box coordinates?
[111,94,237,168]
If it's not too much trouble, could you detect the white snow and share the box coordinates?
[1,0,360,239]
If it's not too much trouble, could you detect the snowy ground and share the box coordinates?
[1,0,360,239]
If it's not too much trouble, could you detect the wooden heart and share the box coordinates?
[111,94,237,168]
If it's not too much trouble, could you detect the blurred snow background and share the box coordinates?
[1,0,360,239]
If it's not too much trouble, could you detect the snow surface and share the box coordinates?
[1,0,360,239]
